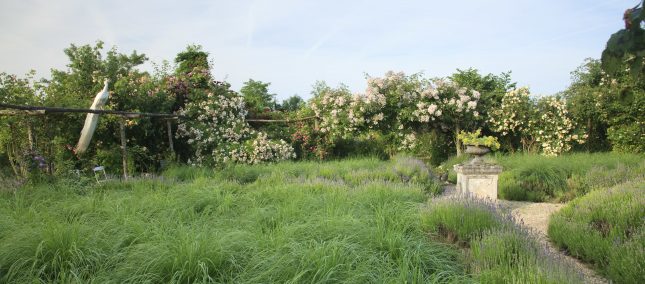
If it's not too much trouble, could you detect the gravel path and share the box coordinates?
[439,184,609,284]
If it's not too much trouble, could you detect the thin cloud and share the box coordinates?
[303,25,341,60]
[0,0,634,100]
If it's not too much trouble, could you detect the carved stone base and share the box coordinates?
[454,163,503,200]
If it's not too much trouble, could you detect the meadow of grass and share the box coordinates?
[439,152,644,202]
[422,197,583,283]
[1,156,611,283]
[0,157,473,283]
[548,181,645,284]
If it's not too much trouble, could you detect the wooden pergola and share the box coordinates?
[0,103,316,180]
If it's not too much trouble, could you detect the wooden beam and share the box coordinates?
[0,103,185,119]
[1,103,317,123]
[247,116,317,123]
[0,110,46,116]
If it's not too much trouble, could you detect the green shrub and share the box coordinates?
[582,162,645,190]
[548,181,645,283]
[497,173,538,201]
[393,156,430,181]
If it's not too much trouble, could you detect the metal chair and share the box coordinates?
[93,166,108,183]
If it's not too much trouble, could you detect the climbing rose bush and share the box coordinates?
[363,73,483,155]
[489,87,533,135]
[214,132,295,164]
[309,86,356,139]
[534,96,587,156]
[398,133,418,151]
[489,87,537,151]
[309,71,483,155]
[176,80,294,166]
[429,78,482,151]
[308,72,418,152]
[489,87,587,156]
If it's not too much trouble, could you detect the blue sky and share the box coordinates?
[0,0,634,101]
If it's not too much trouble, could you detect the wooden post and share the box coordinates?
[119,117,128,180]
[27,122,34,151]
[455,124,462,156]
[166,120,175,159]
[6,144,20,178]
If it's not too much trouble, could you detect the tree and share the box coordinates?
[0,71,43,178]
[601,0,645,79]
[562,59,610,151]
[240,79,275,115]
[40,41,173,175]
[280,95,305,112]
[46,41,147,109]
[564,58,644,153]
[175,45,210,75]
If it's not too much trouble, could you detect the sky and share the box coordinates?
[0,0,635,101]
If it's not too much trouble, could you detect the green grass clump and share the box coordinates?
[422,197,583,283]
[162,165,215,181]
[393,155,442,195]
[548,181,645,283]
[495,152,644,201]
[421,198,503,244]
[0,158,466,283]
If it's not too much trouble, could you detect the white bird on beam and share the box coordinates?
[75,79,110,154]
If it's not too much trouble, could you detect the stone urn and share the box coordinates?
[465,145,490,165]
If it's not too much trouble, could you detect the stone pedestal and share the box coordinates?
[454,163,502,200]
